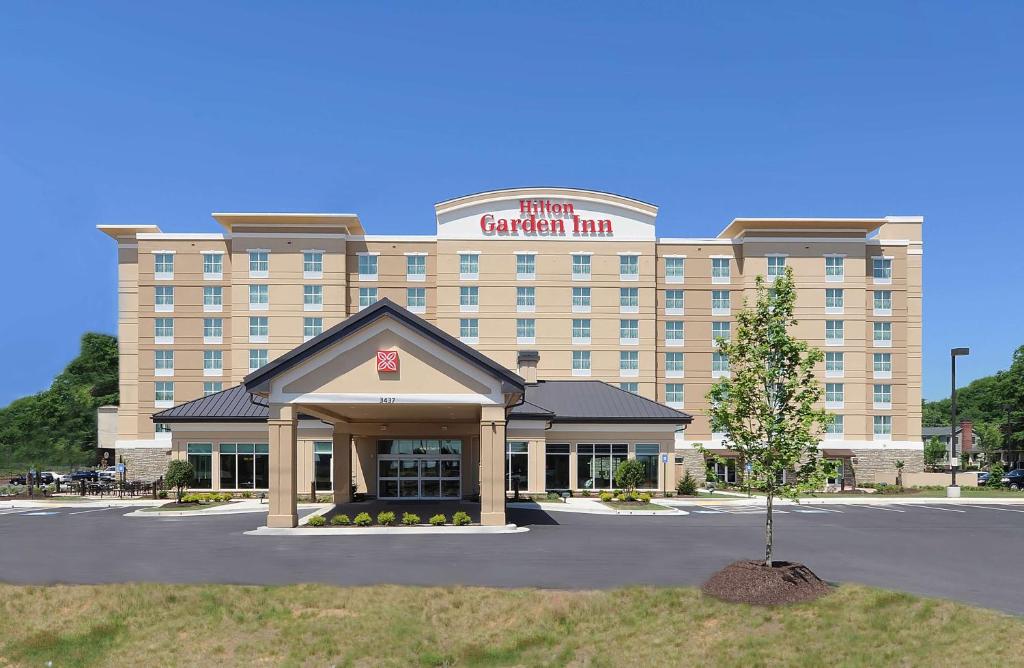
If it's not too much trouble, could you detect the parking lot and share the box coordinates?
[1,501,1021,614]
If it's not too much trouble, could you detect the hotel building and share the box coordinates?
[98,187,923,526]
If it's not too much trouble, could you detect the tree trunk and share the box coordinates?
[764,492,774,567]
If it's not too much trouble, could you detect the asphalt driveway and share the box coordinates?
[0,502,1020,614]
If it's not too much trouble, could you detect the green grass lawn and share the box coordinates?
[141,500,233,512]
[798,487,1024,499]
[601,501,671,511]
[0,583,1016,667]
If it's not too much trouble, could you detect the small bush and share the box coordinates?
[638,492,652,504]
[354,512,372,526]
[377,511,396,526]
[157,490,168,499]
[452,511,471,526]
[241,491,253,499]
[401,512,420,526]
[677,470,698,496]
[306,514,326,527]
[599,491,613,502]
[331,514,351,526]
[546,491,561,501]
[580,489,591,497]
[429,514,446,526]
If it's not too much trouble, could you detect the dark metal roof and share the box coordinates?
[511,380,691,424]
[243,298,524,395]
[923,426,958,436]
[152,384,269,422]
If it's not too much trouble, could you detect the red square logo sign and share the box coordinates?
[376,350,399,372]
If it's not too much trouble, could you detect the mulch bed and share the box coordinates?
[702,560,832,606]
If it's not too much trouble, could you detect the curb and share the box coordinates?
[244,523,529,536]
[507,502,688,516]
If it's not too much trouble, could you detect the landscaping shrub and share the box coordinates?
[157,490,168,499]
[165,459,194,503]
[429,514,446,526]
[377,511,396,526]
[546,491,561,501]
[354,512,372,526]
[452,511,471,526]
[614,459,646,496]
[638,492,652,503]
[599,491,613,502]
[677,470,698,496]
[331,514,351,526]
[989,462,1005,488]
[580,489,591,497]
[401,512,420,526]
[306,514,326,527]
[241,491,252,499]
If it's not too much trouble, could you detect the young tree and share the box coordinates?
[895,459,905,489]
[614,459,646,497]
[699,268,833,567]
[975,422,1004,466]
[923,437,946,469]
[165,460,194,503]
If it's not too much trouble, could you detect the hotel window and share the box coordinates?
[358,287,378,310]
[248,250,269,278]
[506,441,530,492]
[154,252,174,279]
[576,444,627,490]
[825,288,844,314]
[826,415,844,436]
[825,383,844,408]
[825,255,844,282]
[515,253,536,280]
[154,350,173,376]
[620,350,639,377]
[459,318,478,343]
[873,384,893,409]
[767,255,787,280]
[313,441,333,491]
[620,287,639,313]
[249,284,269,310]
[572,287,591,312]
[666,352,684,378]
[635,444,661,489]
[665,289,685,315]
[203,381,222,397]
[203,317,222,344]
[155,286,174,312]
[712,321,731,343]
[406,254,427,281]
[303,285,323,311]
[825,352,844,378]
[516,318,535,344]
[406,288,426,313]
[186,444,213,489]
[873,415,893,440]
[665,257,684,283]
[572,319,591,344]
[712,352,730,378]
[219,443,270,490]
[154,381,174,407]
[825,320,844,346]
[873,352,893,379]
[249,316,269,343]
[154,318,174,344]
[516,286,535,312]
[873,290,892,315]
[202,252,223,280]
[303,317,323,341]
[571,254,591,280]
[872,257,892,284]
[620,319,639,345]
[459,286,479,312]
[203,350,223,376]
[711,257,731,284]
[303,251,323,278]
[619,382,639,394]
[249,349,268,372]
[572,350,591,376]
[357,253,378,280]
[873,321,892,347]
[666,383,684,408]
[712,290,730,315]
[459,252,479,280]
[665,321,684,346]
[619,254,639,281]
[712,459,737,484]
[545,443,571,490]
[203,286,223,312]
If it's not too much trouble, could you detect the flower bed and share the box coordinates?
[308,510,474,528]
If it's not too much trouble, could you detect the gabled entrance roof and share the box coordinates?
[242,299,525,396]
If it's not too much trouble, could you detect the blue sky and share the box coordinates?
[0,1,1021,405]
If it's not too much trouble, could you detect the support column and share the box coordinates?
[479,405,507,526]
[267,403,298,528]
[332,429,352,504]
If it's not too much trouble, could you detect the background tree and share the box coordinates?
[975,422,1004,466]
[923,437,946,469]
[614,459,646,497]
[165,460,194,503]
[699,267,833,567]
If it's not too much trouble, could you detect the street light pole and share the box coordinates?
[949,347,970,497]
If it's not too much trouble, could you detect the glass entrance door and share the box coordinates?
[377,439,462,499]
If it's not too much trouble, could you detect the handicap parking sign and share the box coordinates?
[661,453,669,464]
[116,463,126,474]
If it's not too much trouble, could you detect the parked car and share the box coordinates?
[98,466,118,481]
[43,471,71,483]
[7,472,54,486]
[69,469,99,482]
[977,472,991,486]
[8,474,27,486]
[1000,469,1024,490]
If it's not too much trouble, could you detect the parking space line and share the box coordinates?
[68,507,120,515]
[912,505,966,513]
[859,505,905,512]
[975,505,1024,513]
